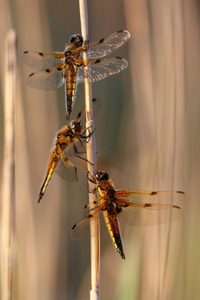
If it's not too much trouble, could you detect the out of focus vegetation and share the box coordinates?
[0,0,200,299]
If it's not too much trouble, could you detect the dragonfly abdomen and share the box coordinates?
[38,149,60,203]
[103,206,125,259]
[65,64,77,119]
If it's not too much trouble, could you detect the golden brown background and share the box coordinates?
[0,0,199,299]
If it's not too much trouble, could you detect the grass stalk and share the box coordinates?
[78,1,100,299]
[1,29,17,300]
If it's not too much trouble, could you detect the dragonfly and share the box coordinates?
[38,99,97,203]
[23,30,130,119]
[72,170,184,259]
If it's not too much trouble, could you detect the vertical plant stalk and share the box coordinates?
[1,29,17,300]
[79,1,100,299]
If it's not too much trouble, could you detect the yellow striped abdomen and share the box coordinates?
[103,203,125,259]
[38,148,60,202]
[65,64,77,119]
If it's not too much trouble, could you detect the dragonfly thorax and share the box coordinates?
[64,52,75,64]
[107,189,116,200]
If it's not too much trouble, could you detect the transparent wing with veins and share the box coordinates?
[22,51,65,70]
[73,30,131,59]
[77,57,128,83]
[25,64,66,90]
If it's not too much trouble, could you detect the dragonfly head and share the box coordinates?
[95,170,109,183]
[69,34,83,47]
[70,120,82,134]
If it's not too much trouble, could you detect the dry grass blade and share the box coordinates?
[79,1,100,300]
[1,29,17,300]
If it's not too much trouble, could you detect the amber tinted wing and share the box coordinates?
[73,30,130,59]
[23,51,65,70]
[114,189,184,226]
[25,63,66,90]
[77,57,128,83]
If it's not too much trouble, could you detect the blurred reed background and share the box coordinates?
[0,0,199,299]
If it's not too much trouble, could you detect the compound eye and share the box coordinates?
[77,35,83,46]
[94,172,100,182]
[95,175,100,182]
[69,35,76,44]
[70,120,82,133]
[102,172,109,181]
[69,34,83,46]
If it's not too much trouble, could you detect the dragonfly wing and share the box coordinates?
[26,66,65,90]
[55,156,78,181]
[115,195,182,226]
[23,51,65,70]
[77,57,128,83]
[84,30,130,59]
[71,204,106,240]
[71,214,97,240]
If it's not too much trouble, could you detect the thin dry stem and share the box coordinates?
[79,1,100,299]
[1,29,17,300]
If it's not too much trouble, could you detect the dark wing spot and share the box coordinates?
[72,224,76,230]
[38,52,44,57]
[57,67,63,71]
[94,59,101,64]
[88,214,92,219]
[84,204,87,209]
[116,57,123,60]
[117,29,124,33]
[77,112,82,118]
[99,38,105,44]
[172,205,181,209]
[29,73,35,77]
[23,51,28,54]
[46,69,50,73]
[177,191,185,194]
[151,191,158,195]
[144,203,152,208]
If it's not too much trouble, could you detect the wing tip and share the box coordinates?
[117,29,131,39]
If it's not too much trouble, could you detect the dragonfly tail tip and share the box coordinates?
[38,194,43,203]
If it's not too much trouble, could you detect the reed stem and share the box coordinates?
[1,29,17,300]
[78,1,100,299]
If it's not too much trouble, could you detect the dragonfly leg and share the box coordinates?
[87,171,97,193]
[73,144,94,166]
[80,125,95,143]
